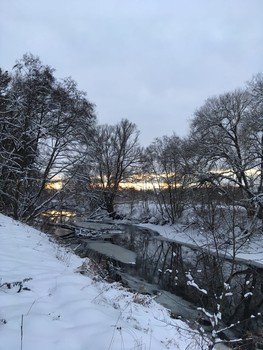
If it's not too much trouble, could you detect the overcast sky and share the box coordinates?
[1,1,263,145]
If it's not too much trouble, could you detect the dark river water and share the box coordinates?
[53,220,263,346]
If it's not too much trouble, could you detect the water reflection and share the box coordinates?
[52,220,263,339]
[82,222,263,337]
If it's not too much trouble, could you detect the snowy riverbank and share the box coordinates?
[0,213,208,350]
[138,222,263,268]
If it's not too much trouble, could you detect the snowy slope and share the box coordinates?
[0,214,203,350]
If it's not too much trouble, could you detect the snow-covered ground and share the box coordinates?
[139,222,263,268]
[0,213,207,350]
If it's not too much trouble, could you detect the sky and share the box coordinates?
[1,0,263,146]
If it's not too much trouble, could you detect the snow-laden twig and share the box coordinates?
[186,272,207,295]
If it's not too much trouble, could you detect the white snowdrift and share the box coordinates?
[0,214,203,350]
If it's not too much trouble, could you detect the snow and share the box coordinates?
[0,214,204,350]
[138,222,263,268]
[117,201,263,268]
[186,272,207,295]
[87,241,137,264]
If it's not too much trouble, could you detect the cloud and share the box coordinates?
[1,0,263,145]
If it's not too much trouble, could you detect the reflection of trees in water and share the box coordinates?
[54,221,263,338]
[136,239,189,296]
[111,226,263,336]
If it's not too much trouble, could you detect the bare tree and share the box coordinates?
[189,84,263,234]
[84,119,142,217]
[246,74,263,205]
[144,134,190,223]
[0,54,96,221]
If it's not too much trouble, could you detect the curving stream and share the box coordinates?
[54,219,263,344]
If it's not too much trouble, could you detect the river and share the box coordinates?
[53,219,263,346]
